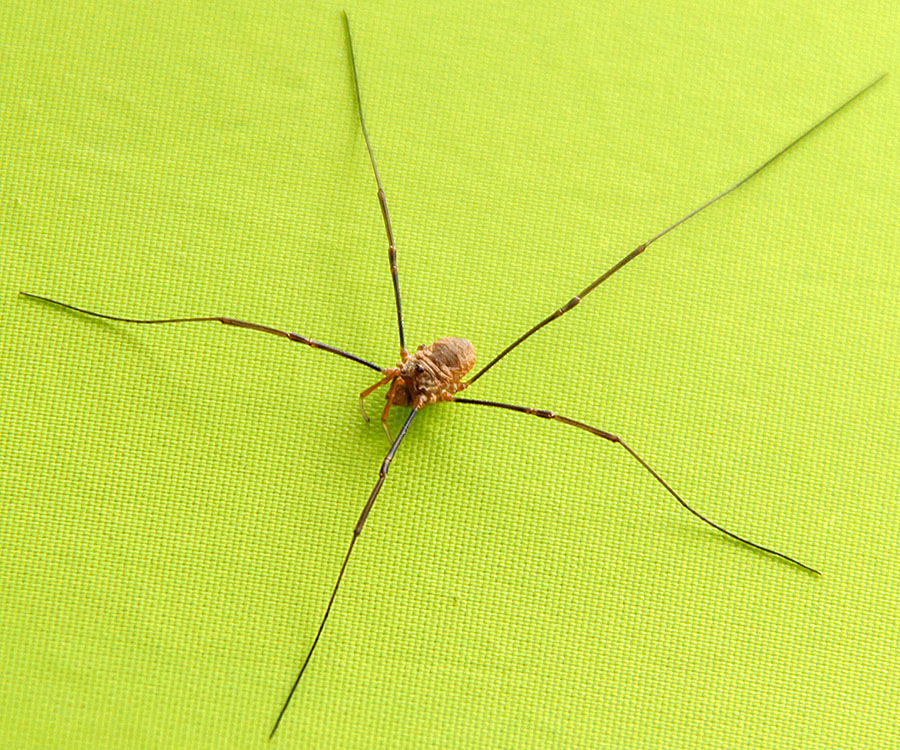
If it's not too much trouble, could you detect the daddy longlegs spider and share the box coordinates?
[21,12,885,739]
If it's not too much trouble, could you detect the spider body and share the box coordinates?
[360,337,475,438]
[393,337,475,405]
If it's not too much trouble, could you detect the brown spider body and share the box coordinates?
[393,337,475,406]
[360,337,475,437]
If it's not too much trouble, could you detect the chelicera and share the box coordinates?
[21,11,884,740]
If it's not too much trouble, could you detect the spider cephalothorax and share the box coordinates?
[360,337,475,437]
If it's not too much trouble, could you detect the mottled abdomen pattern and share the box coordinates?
[392,337,475,406]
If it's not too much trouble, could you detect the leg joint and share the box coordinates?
[558,296,581,314]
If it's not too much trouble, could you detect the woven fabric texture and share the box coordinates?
[2,1,899,748]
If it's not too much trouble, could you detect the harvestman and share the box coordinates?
[21,13,885,739]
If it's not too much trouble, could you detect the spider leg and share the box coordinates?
[20,292,382,372]
[343,12,408,358]
[452,396,819,575]
[466,74,886,386]
[269,407,419,739]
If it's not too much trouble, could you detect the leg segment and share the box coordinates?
[452,396,819,574]
[269,406,418,739]
[20,292,382,372]
[466,75,886,386]
[343,12,407,358]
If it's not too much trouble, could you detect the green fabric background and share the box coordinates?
[2,1,898,747]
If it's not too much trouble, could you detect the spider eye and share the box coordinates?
[414,363,424,373]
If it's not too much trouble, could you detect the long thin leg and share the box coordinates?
[20,292,383,372]
[269,406,419,740]
[452,396,819,574]
[467,74,886,385]
[343,12,407,357]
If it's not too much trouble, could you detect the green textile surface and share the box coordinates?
[2,1,898,747]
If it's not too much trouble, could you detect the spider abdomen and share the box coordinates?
[394,337,475,406]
